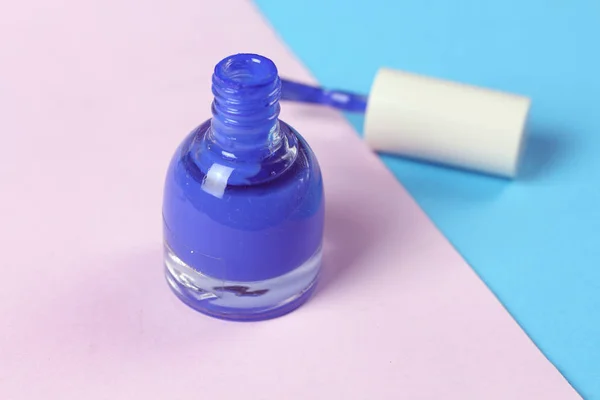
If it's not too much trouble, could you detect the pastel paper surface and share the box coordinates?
[0,1,578,399]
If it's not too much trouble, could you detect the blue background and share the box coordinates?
[255,0,600,397]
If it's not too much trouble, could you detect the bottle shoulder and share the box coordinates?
[170,120,320,189]
[186,119,309,186]
[163,119,323,230]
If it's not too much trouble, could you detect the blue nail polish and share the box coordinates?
[281,79,368,113]
[162,53,325,321]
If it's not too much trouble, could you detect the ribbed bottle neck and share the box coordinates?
[208,54,283,161]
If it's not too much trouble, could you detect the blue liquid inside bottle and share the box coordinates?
[162,54,325,321]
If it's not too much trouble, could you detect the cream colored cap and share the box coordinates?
[364,68,531,178]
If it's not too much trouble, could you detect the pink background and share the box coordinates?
[0,0,579,398]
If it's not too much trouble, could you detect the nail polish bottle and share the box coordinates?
[162,53,325,321]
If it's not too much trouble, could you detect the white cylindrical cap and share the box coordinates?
[364,68,531,178]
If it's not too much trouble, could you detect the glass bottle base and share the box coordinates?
[164,243,322,321]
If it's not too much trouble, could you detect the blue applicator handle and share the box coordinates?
[280,78,368,113]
